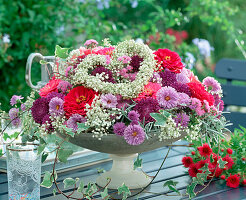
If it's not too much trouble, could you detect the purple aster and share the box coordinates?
[156,86,179,109]
[46,92,65,102]
[128,110,140,121]
[9,108,21,127]
[113,122,127,136]
[176,69,190,84]
[21,103,26,111]
[84,39,98,47]
[49,97,64,116]
[100,94,118,108]
[57,81,73,93]
[178,93,191,106]
[159,69,177,87]
[31,97,49,124]
[91,66,116,83]
[67,114,86,132]
[174,113,190,128]
[202,77,221,93]
[170,82,191,96]
[124,125,145,145]
[133,98,160,124]
[116,95,132,110]
[189,98,201,110]
[10,95,23,106]
[130,120,139,125]
[130,55,143,72]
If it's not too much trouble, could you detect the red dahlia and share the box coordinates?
[182,156,194,168]
[226,174,240,188]
[197,143,212,157]
[188,163,202,177]
[187,82,214,106]
[63,86,98,118]
[153,49,184,73]
[222,155,234,170]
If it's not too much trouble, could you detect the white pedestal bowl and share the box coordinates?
[57,132,186,189]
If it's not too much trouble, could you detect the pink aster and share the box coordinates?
[202,77,221,93]
[67,114,86,132]
[124,125,145,145]
[49,97,64,116]
[134,82,162,101]
[10,95,24,106]
[113,122,127,136]
[156,86,179,109]
[178,92,191,106]
[100,94,118,108]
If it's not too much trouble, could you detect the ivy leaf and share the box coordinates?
[134,155,142,170]
[3,133,10,141]
[55,45,69,59]
[150,113,167,127]
[118,183,131,200]
[61,125,75,137]
[58,149,73,163]
[77,180,84,193]
[53,189,56,196]
[186,181,198,199]
[218,158,227,168]
[77,123,90,134]
[41,171,53,188]
[97,168,106,173]
[163,180,180,194]
[41,152,48,163]
[63,178,77,189]
[196,173,206,185]
[0,149,3,157]
[100,187,109,200]
[85,182,97,196]
[200,163,209,172]
[37,143,46,155]
[210,154,214,163]
[159,110,171,118]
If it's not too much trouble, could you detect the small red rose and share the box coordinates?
[242,158,245,161]
[227,148,233,155]
[191,151,196,155]
[221,148,224,152]
[221,175,226,180]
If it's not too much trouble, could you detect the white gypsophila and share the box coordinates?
[158,116,181,141]
[71,40,156,98]
[185,123,201,141]
[50,115,67,133]
[84,96,117,138]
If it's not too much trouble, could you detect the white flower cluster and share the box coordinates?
[84,96,116,138]
[158,116,181,141]
[185,123,201,141]
[71,40,156,98]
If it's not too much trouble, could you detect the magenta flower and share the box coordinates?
[57,81,73,93]
[100,94,118,108]
[113,122,127,136]
[202,77,221,93]
[31,98,49,124]
[10,95,23,106]
[49,97,64,116]
[46,92,65,102]
[124,125,145,145]
[156,86,179,109]
[67,114,86,132]
[128,110,140,121]
[174,113,190,128]
[178,93,191,106]
[84,39,98,47]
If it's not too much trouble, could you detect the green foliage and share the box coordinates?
[58,148,73,163]
[63,177,79,189]
[150,110,170,127]
[117,183,131,200]
[41,171,53,188]
[134,155,142,170]
[55,45,70,59]
[100,188,109,200]
[163,180,180,195]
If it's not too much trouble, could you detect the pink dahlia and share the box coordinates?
[134,82,162,101]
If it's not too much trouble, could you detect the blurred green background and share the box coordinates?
[0,0,245,111]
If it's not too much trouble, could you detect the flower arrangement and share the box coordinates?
[1,39,228,146]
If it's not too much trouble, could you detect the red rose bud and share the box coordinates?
[242,158,245,161]
[242,179,246,185]
[221,175,226,180]
[221,139,225,142]
[191,151,196,155]
[221,148,224,152]
[227,148,233,155]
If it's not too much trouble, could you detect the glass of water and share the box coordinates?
[6,143,41,200]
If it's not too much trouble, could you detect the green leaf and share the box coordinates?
[77,180,84,193]
[196,173,206,185]
[61,125,75,137]
[97,168,106,173]
[53,189,56,196]
[85,182,97,196]
[218,158,227,168]
[159,110,171,118]
[63,178,77,189]
[41,152,48,163]
[210,154,214,163]
[200,163,209,171]
[41,171,53,188]
[55,45,69,59]
[3,133,10,141]
[186,181,198,199]
[134,155,142,170]
[58,149,73,163]
[118,183,131,200]
[100,187,109,200]
[77,123,90,133]
[150,113,167,127]
[0,149,3,157]
[37,143,46,155]
[163,180,180,194]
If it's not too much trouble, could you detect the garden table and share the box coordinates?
[0,141,245,199]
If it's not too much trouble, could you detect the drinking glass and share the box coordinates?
[6,143,41,200]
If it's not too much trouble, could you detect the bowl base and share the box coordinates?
[96,154,152,189]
